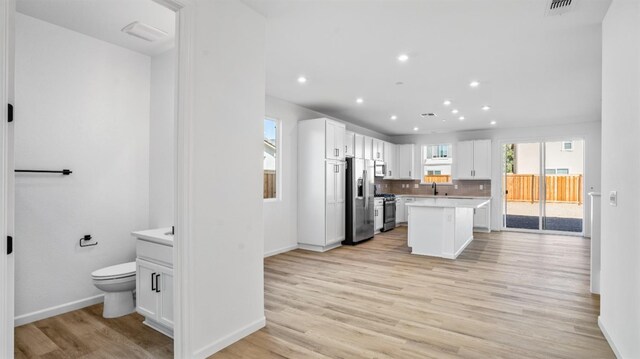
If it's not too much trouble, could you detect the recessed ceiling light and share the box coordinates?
[356,98,364,104]
[490,120,497,125]
[469,81,480,88]
[413,127,419,131]
[398,54,409,62]
[451,109,459,114]
[390,115,397,120]
[443,100,451,106]
[441,119,446,122]
[459,116,465,121]
[297,76,307,84]
[482,105,491,111]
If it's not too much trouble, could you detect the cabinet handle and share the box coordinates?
[155,273,160,293]
[345,145,347,153]
[151,273,156,291]
[409,170,412,177]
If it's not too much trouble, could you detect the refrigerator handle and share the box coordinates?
[363,169,368,207]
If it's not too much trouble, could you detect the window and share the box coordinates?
[546,168,570,175]
[561,141,573,151]
[264,118,279,199]
[422,144,453,183]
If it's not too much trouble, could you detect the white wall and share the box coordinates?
[149,49,175,228]
[14,13,150,322]
[181,1,265,357]
[263,95,391,256]
[600,0,640,357]
[392,121,601,235]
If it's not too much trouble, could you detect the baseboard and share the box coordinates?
[297,242,341,252]
[598,316,622,358]
[264,244,298,257]
[193,316,266,359]
[14,294,104,326]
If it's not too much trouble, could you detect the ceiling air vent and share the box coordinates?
[546,0,575,16]
[122,21,168,42]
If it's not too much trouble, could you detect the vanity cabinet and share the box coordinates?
[136,259,174,335]
[132,228,174,338]
[455,140,491,180]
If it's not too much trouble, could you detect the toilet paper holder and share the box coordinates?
[79,235,98,248]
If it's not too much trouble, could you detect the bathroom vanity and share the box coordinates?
[132,228,174,338]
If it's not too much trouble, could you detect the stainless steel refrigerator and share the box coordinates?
[343,157,375,245]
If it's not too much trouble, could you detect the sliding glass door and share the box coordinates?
[502,140,584,234]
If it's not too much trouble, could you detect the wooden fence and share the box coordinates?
[423,174,452,183]
[505,174,583,204]
[263,170,276,199]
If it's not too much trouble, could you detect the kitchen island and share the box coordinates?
[407,198,490,259]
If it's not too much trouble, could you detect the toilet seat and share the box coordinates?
[91,262,136,281]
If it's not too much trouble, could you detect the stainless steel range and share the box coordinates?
[375,193,396,232]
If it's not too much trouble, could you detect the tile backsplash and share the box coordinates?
[375,179,491,197]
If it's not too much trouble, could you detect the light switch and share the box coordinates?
[609,191,617,207]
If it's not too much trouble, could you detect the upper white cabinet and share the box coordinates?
[298,118,346,252]
[455,140,491,180]
[354,134,365,159]
[372,138,384,161]
[397,144,416,179]
[325,120,346,160]
[364,136,374,160]
[345,131,355,157]
[384,142,396,179]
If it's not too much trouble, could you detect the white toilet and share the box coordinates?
[91,262,136,318]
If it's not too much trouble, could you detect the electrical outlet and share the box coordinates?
[454,184,458,189]
[414,184,419,189]
[479,184,484,190]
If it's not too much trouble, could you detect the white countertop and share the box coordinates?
[131,227,174,247]
[406,198,490,209]
[397,194,491,199]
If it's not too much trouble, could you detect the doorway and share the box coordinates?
[502,140,585,234]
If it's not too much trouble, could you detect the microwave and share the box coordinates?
[374,161,386,177]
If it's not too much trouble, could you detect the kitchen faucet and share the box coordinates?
[432,182,438,196]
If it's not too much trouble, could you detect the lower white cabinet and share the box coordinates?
[374,204,384,233]
[396,197,406,224]
[136,258,174,337]
[473,200,491,232]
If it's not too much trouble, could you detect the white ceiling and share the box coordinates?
[16,0,175,56]
[243,0,611,135]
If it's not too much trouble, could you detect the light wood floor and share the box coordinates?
[15,228,614,358]
[14,303,173,358]
[213,227,614,359]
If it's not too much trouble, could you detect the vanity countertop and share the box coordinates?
[131,227,173,247]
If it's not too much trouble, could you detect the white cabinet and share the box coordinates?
[455,140,491,180]
[136,258,174,336]
[397,144,416,179]
[325,120,346,160]
[374,199,384,233]
[326,160,346,245]
[354,134,365,158]
[384,142,396,179]
[473,200,491,232]
[396,197,406,224]
[402,197,416,222]
[345,131,355,157]
[372,138,384,161]
[298,118,346,251]
[364,136,374,160]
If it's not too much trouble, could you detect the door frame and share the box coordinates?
[0,0,14,356]
[500,136,586,236]
[151,0,195,357]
